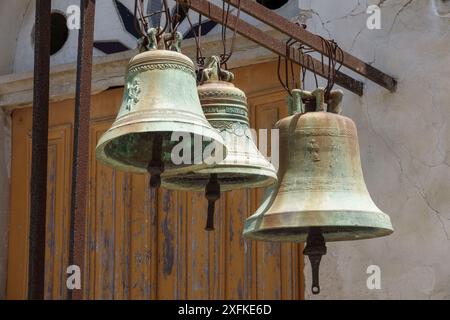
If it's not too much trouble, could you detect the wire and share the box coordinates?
[277,37,301,96]
[319,37,343,100]
[197,13,204,66]
[219,0,241,68]
[180,4,204,66]
[134,0,147,38]
[277,56,290,94]
[220,1,229,65]
[227,0,241,65]
[158,0,171,37]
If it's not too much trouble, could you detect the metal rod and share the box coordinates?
[303,228,327,295]
[68,0,96,300]
[28,0,51,300]
[223,0,397,92]
[178,0,364,96]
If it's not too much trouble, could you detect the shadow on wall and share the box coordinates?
[433,0,450,17]
[256,0,289,10]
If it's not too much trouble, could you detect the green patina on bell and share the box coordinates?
[162,56,277,230]
[243,88,393,295]
[95,29,226,187]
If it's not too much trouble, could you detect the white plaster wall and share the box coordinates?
[14,0,94,74]
[12,0,144,73]
[0,0,31,75]
[10,0,299,74]
[299,0,450,299]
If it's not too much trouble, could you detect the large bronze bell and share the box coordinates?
[244,88,393,294]
[162,56,277,230]
[96,29,225,187]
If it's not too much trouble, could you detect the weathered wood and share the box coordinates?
[7,61,304,300]
[69,0,96,300]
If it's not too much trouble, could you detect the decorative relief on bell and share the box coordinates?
[125,77,141,111]
[199,56,235,82]
[201,105,248,116]
[198,90,246,101]
[127,61,196,77]
[307,139,321,162]
[297,126,354,137]
[329,142,342,169]
[211,121,252,138]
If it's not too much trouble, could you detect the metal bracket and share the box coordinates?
[177,0,364,96]
[223,0,397,93]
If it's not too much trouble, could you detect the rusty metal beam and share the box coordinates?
[28,0,51,300]
[68,0,96,300]
[223,0,397,92]
[178,0,363,95]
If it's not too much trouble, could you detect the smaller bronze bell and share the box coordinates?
[95,28,226,187]
[162,56,277,230]
[243,88,393,294]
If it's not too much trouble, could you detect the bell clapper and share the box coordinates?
[303,229,327,295]
[147,134,164,189]
[205,174,220,231]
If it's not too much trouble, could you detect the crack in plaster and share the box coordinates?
[306,0,418,51]
[363,92,450,241]
[388,0,415,33]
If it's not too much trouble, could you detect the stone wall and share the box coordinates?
[300,0,450,299]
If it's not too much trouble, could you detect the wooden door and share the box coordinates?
[6,61,304,299]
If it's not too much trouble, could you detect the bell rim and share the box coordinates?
[243,226,394,243]
[161,165,278,191]
[243,209,394,243]
[95,120,226,174]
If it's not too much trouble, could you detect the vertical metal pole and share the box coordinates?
[28,0,51,300]
[68,0,96,300]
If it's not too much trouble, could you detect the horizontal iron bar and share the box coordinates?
[178,0,364,96]
[223,0,397,92]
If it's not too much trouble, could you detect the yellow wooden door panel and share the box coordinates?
[7,109,31,299]
[87,119,132,299]
[8,61,304,300]
[127,174,155,299]
[223,189,252,299]
[248,91,303,300]
[8,108,73,299]
[156,190,186,299]
[43,125,72,299]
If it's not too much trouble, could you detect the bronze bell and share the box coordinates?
[162,56,277,230]
[243,88,393,294]
[96,29,225,187]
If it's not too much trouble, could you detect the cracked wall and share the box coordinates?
[299,0,450,299]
